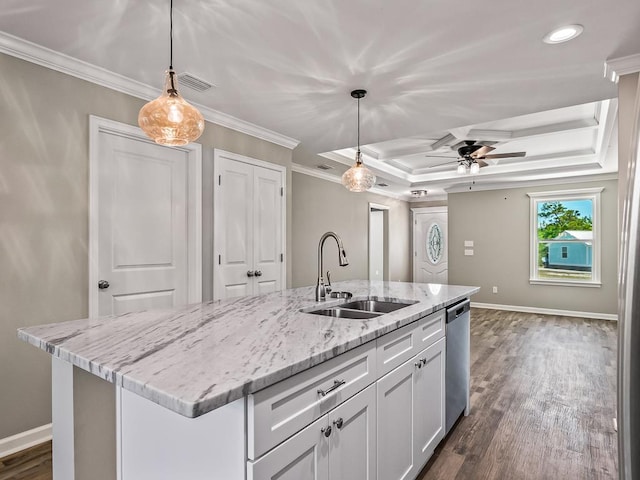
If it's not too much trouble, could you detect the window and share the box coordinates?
[527,188,602,286]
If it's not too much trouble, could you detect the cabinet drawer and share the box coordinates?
[376,321,419,377]
[248,341,377,460]
[415,309,445,350]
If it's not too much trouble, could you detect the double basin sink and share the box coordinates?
[307,298,416,320]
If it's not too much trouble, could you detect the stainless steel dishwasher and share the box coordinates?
[445,298,471,434]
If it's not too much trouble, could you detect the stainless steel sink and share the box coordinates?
[305,298,415,319]
[339,299,414,313]
[308,308,382,319]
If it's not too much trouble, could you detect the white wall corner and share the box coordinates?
[0,424,52,459]
[604,53,640,83]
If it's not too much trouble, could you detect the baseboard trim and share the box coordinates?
[471,302,618,321]
[0,424,52,459]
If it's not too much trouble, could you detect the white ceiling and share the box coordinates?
[1,0,637,198]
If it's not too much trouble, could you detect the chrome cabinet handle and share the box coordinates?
[247,270,255,277]
[415,361,422,369]
[317,379,345,397]
[421,358,427,366]
[98,280,110,290]
[333,417,344,429]
[321,425,332,437]
[255,270,262,277]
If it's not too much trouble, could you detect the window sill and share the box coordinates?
[529,278,602,288]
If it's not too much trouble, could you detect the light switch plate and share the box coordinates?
[464,240,474,247]
[464,249,474,256]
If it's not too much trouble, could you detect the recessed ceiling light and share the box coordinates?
[543,24,584,44]
[376,182,389,187]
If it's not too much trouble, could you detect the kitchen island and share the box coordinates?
[19,280,479,480]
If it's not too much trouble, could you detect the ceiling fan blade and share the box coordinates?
[480,152,526,160]
[424,155,457,158]
[426,158,461,168]
[470,146,495,158]
[476,160,489,168]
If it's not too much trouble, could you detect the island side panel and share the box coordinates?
[52,358,74,480]
[118,388,245,480]
[73,367,116,480]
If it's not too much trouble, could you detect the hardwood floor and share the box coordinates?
[418,308,618,480]
[0,442,51,480]
[0,309,617,480]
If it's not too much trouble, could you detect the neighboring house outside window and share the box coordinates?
[528,188,603,287]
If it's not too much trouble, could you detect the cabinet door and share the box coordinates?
[376,359,416,480]
[328,384,376,480]
[413,337,446,471]
[248,415,329,480]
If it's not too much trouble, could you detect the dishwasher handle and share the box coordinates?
[446,299,470,323]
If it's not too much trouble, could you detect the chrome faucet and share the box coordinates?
[316,232,349,301]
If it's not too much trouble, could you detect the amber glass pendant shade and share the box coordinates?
[342,150,376,192]
[138,69,205,146]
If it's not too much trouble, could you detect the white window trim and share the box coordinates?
[527,187,603,287]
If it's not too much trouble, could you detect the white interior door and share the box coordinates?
[214,158,255,300]
[213,150,285,301]
[413,208,448,284]
[90,116,201,317]
[253,166,283,296]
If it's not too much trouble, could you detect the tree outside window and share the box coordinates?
[528,189,602,286]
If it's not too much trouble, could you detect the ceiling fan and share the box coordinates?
[425,140,526,173]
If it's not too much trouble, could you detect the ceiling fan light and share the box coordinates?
[457,163,467,175]
[139,70,205,146]
[342,151,376,192]
[470,162,480,174]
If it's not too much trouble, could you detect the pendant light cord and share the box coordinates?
[357,96,361,154]
[169,0,173,69]
[168,0,177,94]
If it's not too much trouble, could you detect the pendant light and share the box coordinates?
[138,0,204,146]
[342,89,376,192]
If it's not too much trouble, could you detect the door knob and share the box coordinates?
[98,280,110,290]
[254,270,263,277]
[247,270,255,277]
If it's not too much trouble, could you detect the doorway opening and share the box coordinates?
[369,203,390,281]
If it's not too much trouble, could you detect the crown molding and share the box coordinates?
[446,172,618,194]
[291,163,410,201]
[604,53,640,83]
[0,31,299,150]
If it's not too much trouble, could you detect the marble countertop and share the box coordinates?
[18,280,479,418]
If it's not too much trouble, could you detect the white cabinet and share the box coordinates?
[248,385,376,480]
[213,150,285,300]
[413,338,446,470]
[376,351,418,480]
[376,337,446,480]
[248,341,376,459]
[328,384,377,480]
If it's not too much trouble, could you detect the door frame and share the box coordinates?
[212,149,287,300]
[411,206,448,283]
[88,115,202,317]
[368,202,390,281]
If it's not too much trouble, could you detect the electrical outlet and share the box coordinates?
[492,286,498,294]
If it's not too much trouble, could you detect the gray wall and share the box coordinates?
[0,52,292,439]
[448,179,618,314]
[291,172,411,287]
